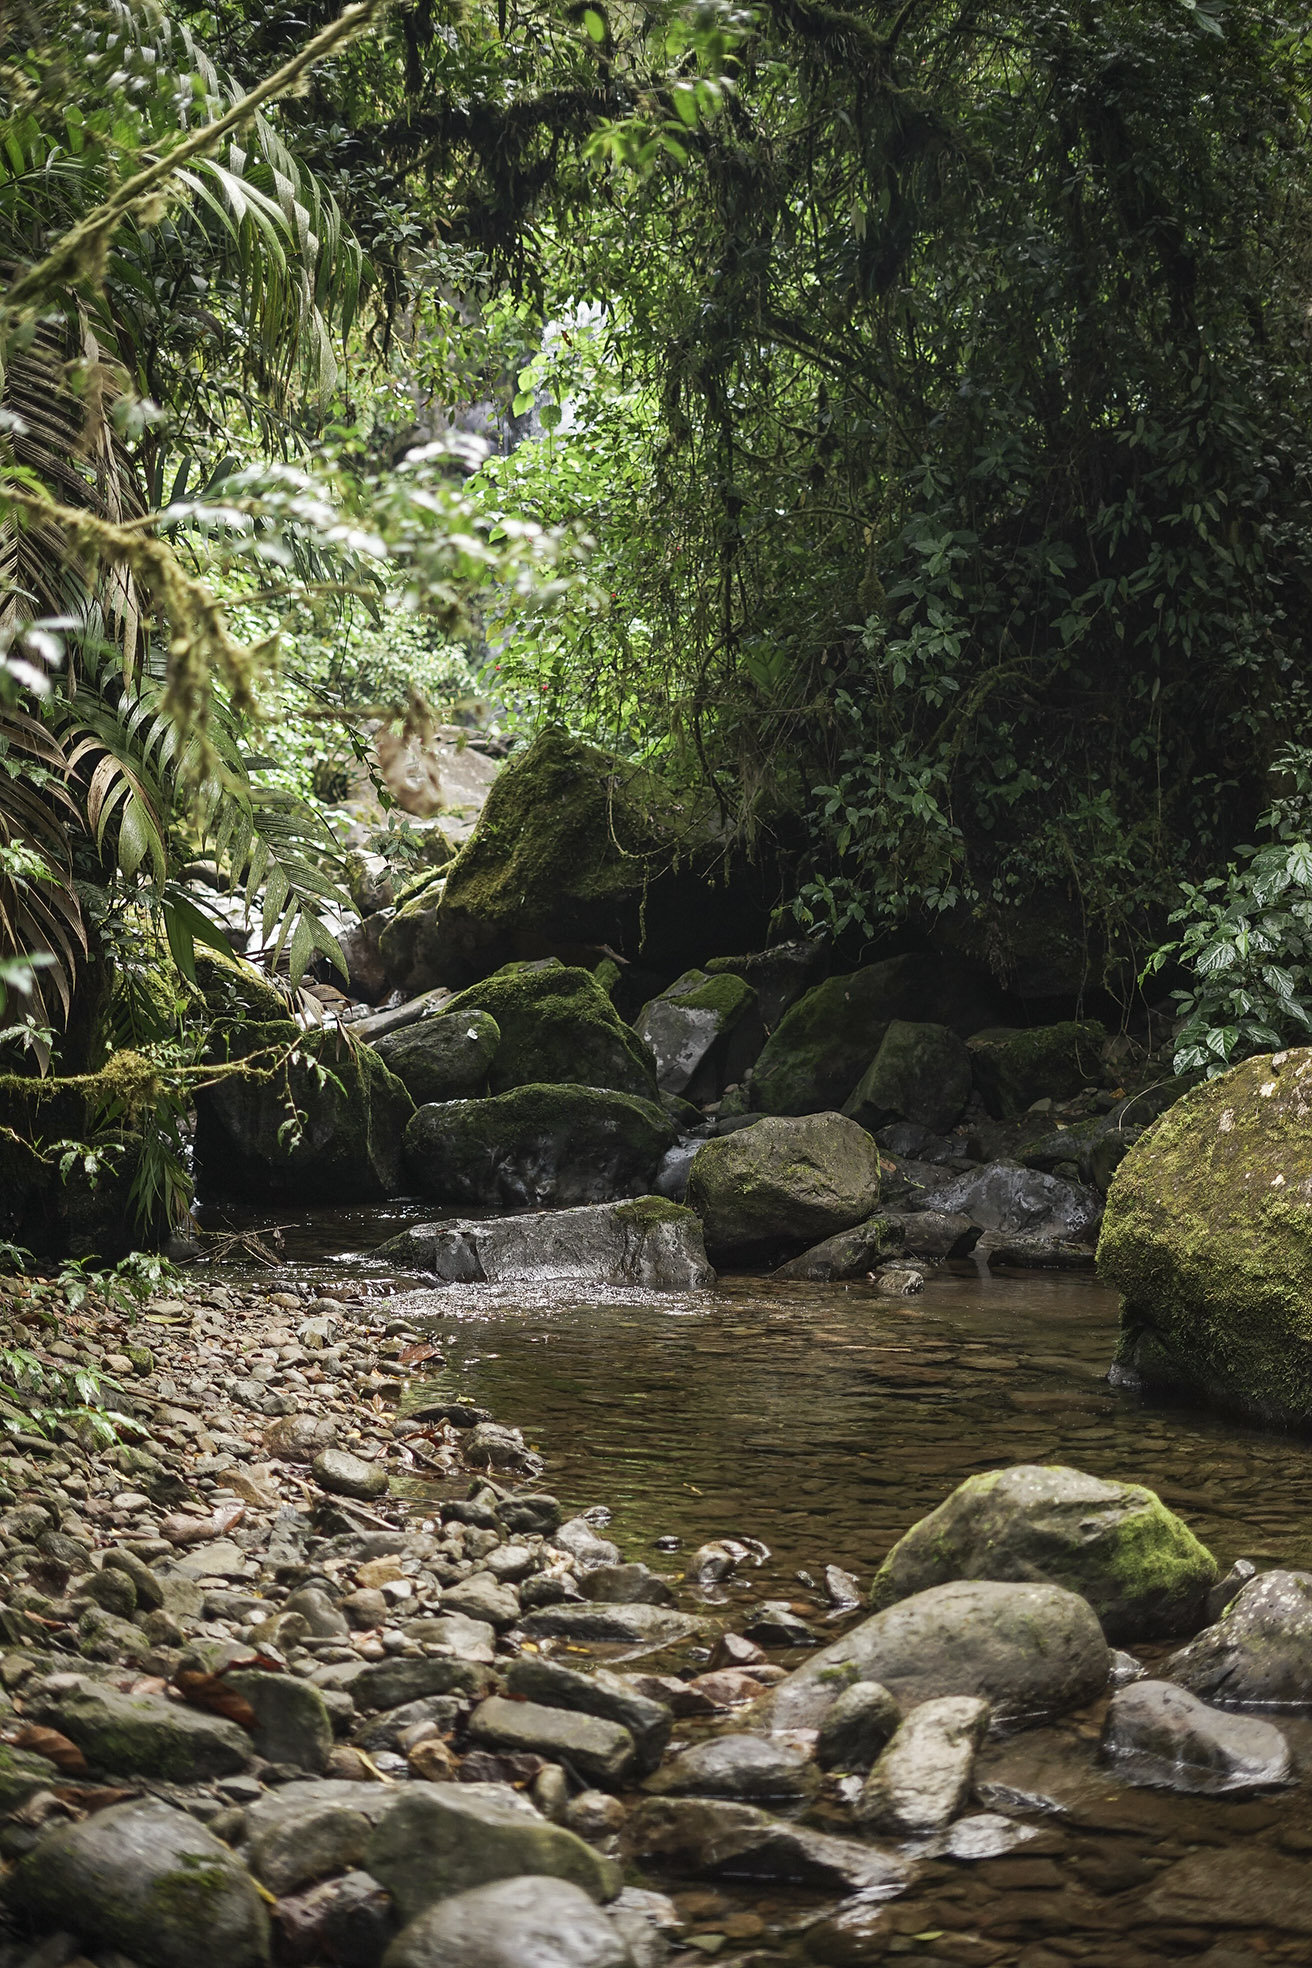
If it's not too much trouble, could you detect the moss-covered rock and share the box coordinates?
[192,948,290,1025]
[409,727,769,989]
[843,1020,973,1135]
[967,1021,1106,1119]
[634,967,762,1100]
[26,1677,252,1781]
[704,940,831,1031]
[868,1465,1218,1643]
[7,1797,270,1968]
[403,1083,675,1209]
[1098,1048,1312,1426]
[372,1008,501,1105]
[686,1112,882,1261]
[751,956,998,1116]
[194,1022,414,1204]
[377,883,447,999]
[440,962,659,1099]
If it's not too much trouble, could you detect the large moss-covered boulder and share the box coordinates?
[869,1465,1218,1643]
[195,1022,414,1204]
[1099,1048,1312,1426]
[409,728,771,989]
[967,1021,1106,1119]
[703,940,830,1031]
[372,1009,500,1105]
[403,1084,675,1209]
[440,963,658,1099]
[751,955,1000,1116]
[686,1111,881,1261]
[843,1020,973,1135]
[192,948,290,1025]
[634,968,761,1100]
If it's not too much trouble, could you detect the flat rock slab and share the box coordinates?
[520,1601,705,1647]
[27,1676,250,1782]
[469,1695,637,1786]
[644,1732,817,1803]
[378,1197,713,1291]
[1101,1679,1290,1794]
[1138,1846,1312,1934]
[504,1658,673,1773]
[622,1795,911,1896]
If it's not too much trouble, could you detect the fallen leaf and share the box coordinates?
[396,1342,443,1368]
[173,1672,258,1731]
[3,1723,89,1772]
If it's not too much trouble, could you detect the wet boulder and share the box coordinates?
[441,962,659,1100]
[1099,1049,1312,1426]
[771,1213,903,1282]
[25,1674,252,1780]
[967,1021,1106,1120]
[757,1579,1109,1732]
[843,1020,973,1136]
[621,1796,910,1895]
[751,955,1002,1116]
[686,1111,881,1261]
[195,1022,413,1204]
[856,1695,990,1834]
[7,1798,270,1968]
[504,1659,673,1774]
[924,1163,1102,1244]
[468,1696,638,1787]
[383,1875,634,1968]
[1164,1569,1312,1706]
[702,940,830,1032]
[868,1465,1218,1643]
[1101,1679,1291,1794]
[643,1733,817,1804]
[634,968,762,1101]
[403,1085,675,1210]
[377,1198,713,1290]
[371,1008,500,1105]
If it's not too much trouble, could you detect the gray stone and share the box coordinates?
[403,1610,496,1659]
[580,1563,676,1607]
[621,1795,910,1894]
[634,969,759,1102]
[441,1572,521,1628]
[771,1214,903,1283]
[465,1420,541,1474]
[500,1493,563,1537]
[758,1580,1109,1732]
[1205,1558,1258,1626]
[353,1696,460,1754]
[377,1199,713,1291]
[100,1547,166,1610]
[556,1517,621,1570]
[272,1870,394,1968]
[363,1781,619,1923]
[283,1585,351,1639]
[1101,1678,1291,1794]
[354,1656,494,1711]
[313,1448,389,1501]
[923,1163,1102,1244]
[382,1875,634,1968]
[505,1659,673,1774]
[868,1464,1218,1643]
[469,1695,637,1786]
[815,1681,901,1771]
[403,1085,675,1211]
[843,1020,973,1135]
[1165,1570,1312,1707]
[371,1009,501,1105]
[937,1813,1044,1861]
[686,1112,882,1260]
[9,1799,269,1968]
[644,1733,817,1803]
[520,1602,704,1647]
[742,1601,816,1647]
[856,1695,991,1834]
[224,1670,333,1773]
[564,1790,628,1844]
[0,1742,59,1813]
[264,1413,338,1462]
[27,1676,250,1781]
[245,1784,383,1896]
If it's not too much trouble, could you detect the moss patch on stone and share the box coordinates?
[403,1082,675,1210]
[967,1021,1106,1119]
[441,964,659,1099]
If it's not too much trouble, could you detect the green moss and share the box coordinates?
[403,1081,676,1209]
[611,1195,698,1231]
[442,964,658,1099]
[665,969,755,1020]
[967,1020,1107,1119]
[192,949,289,1024]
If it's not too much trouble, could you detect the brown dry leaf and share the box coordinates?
[211,1503,246,1535]
[52,1784,135,1812]
[374,727,444,817]
[396,1342,443,1368]
[4,1723,88,1773]
[174,1672,258,1732]
[160,1512,215,1546]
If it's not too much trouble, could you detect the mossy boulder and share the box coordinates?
[377,883,447,1000]
[372,1009,501,1104]
[967,1021,1106,1119]
[704,939,830,1031]
[686,1111,881,1261]
[409,727,770,990]
[7,1798,270,1968]
[634,967,762,1100]
[843,1020,973,1135]
[868,1465,1218,1643]
[1098,1048,1312,1426]
[440,962,658,1099]
[751,955,1000,1116]
[192,948,290,1025]
[403,1083,676,1209]
[194,1022,414,1204]
[27,1677,252,1781]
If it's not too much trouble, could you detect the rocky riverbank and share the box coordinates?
[2,1273,1312,1967]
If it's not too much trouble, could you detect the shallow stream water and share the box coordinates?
[201,1200,1312,1963]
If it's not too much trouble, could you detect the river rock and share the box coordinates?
[644,1732,817,1803]
[376,1198,713,1290]
[403,1084,675,1209]
[1134,1845,1312,1935]
[0,1742,59,1813]
[1100,1048,1312,1425]
[815,1680,901,1770]
[440,963,659,1100]
[856,1695,990,1834]
[759,1579,1108,1731]
[194,1021,414,1204]
[505,1659,673,1773]
[353,1656,495,1710]
[371,1009,501,1104]
[382,1874,634,1968]
[557,1516,622,1569]
[580,1561,677,1606]
[26,1675,251,1780]
[8,1798,270,1968]
[1164,1568,1312,1706]
[313,1446,389,1500]
[223,1669,333,1773]
[967,1021,1106,1119]
[868,1464,1218,1642]
[520,1601,704,1647]
[843,1020,973,1135]
[363,1781,619,1922]
[245,1782,389,1895]
[686,1112,882,1260]
[922,1163,1103,1244]
[1101,1679,1291,1793]
[621,1795,910,1895]
[274,1870,394,1968]
[771,1213,903,1283]
[634,968,761,1101]
[469,1695,637,1786]
[702,940,829,1030]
